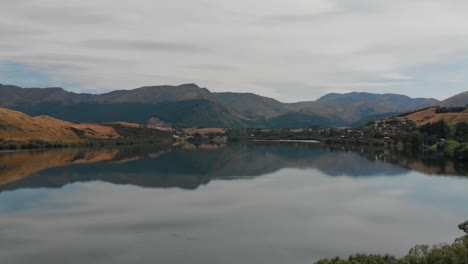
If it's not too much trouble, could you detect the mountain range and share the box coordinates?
[0,83,466,128]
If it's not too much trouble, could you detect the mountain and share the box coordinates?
[212,92,288,118]
[93,83,211,103]
[315,92,439,122]
[440,91,468,107]
[212,92,439,124]
[263,110,343,128]
[13,100,249,128]
[0,83,449,128]
[0,107,120,142]
[317,92,438,110]
[0,84,92,106]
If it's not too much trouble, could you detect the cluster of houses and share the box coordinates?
[321,118,417,145]
[215,117,420,146]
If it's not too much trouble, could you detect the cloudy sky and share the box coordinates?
[1,0,468,102]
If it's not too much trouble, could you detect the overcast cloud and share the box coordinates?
[1,0,468,101]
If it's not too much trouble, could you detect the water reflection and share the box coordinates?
[329,145,468,177]
[0,143,467,192]
[0,143,467,264]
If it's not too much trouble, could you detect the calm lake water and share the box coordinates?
[0,142,467,263]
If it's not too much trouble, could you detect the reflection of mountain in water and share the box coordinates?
[0,142,465,191]
[332,145,468,178]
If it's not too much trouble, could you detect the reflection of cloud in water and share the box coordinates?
[0,172,467,264]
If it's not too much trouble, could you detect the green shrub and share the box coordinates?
[445,140,461,158]
[315,222,468,264]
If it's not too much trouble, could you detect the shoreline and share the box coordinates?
[249,139,321,143]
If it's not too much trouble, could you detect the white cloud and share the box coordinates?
[379,73,413,81]
[0,0,468,101]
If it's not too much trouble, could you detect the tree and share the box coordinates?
[455,122,468,142]
[419,119,450,139]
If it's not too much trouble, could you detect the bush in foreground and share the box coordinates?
[315,221,468,264]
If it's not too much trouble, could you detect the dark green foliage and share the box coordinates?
[435,106,466,114]
[453,143,468,161]
[315,222,468,264]
[436,140,468,161]
[454,122,468,142]
[419,119,450,139]
[8,143,18,150]
[399,131,423,150]
[0,139,72,150]
[227,128,320,141]
[459,221,468,234]
[104,124,174,144]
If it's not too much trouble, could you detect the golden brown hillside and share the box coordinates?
[396,107,468,126]
[0,107,120,142]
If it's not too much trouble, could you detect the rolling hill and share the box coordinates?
[0,107,120,142]
[395,107,468,126]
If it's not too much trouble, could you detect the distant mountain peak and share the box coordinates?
[178,83,200,88]
[440,91,468,107]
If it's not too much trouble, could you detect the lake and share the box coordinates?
[0,142,467,263]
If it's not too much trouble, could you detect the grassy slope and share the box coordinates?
[0,108,120,142]
[396,107,468,126]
